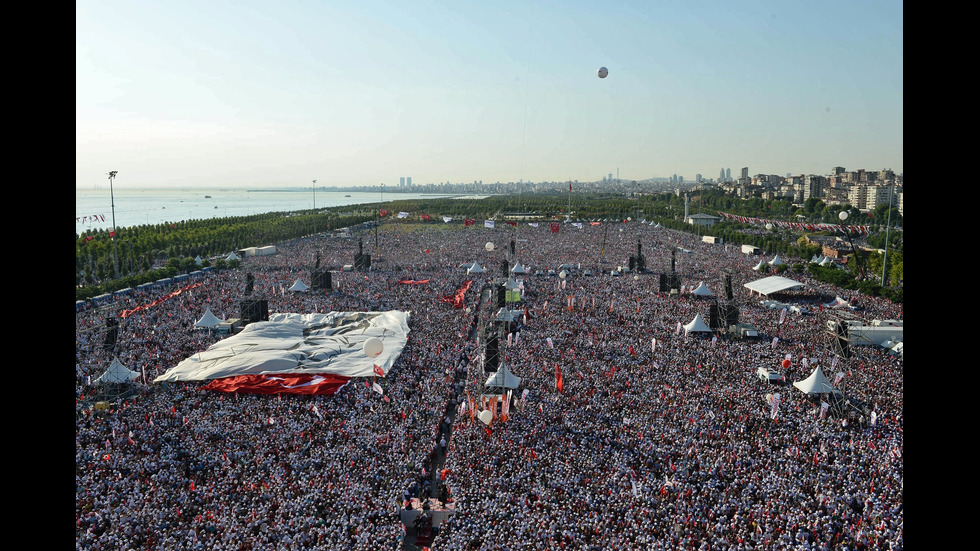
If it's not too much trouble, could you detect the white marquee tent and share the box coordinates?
[683,313,712,333]
[467,262,485,274]
[194,308,222,329]
[691,282,714,296]
[744,276,806,296]
[95,357,141,385]
[288,279,310,292]
[792,365,842,395]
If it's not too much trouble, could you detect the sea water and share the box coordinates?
[75,187,460,232]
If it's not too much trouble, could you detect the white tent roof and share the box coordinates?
[226,252,241,261]
[691,281,714,296]
[288,279,309,292]
[194,308,222,328]
[683,313,712,333]
[505,277,520,290]
[511,261,527,274]
[819,257,834,266]
[752,260,766,271]
[768,255,785,266]
[95,357,141,385]
[792,365,842,395]
[195,255,203,265]
[744,276,806,296]
[484,362,522,389]
[467,262,485,274]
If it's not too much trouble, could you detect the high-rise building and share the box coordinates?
[407,177,412,187]
[720,168,725,181]
[726,168,731,181]
[399,177,405,188]
[741,167,749,180]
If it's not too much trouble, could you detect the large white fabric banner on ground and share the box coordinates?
[154,311,411,382]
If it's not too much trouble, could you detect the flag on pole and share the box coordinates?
[485,220,495,228]
[651,338,656,354]
[464,218,475,226]
[556,363,563,393]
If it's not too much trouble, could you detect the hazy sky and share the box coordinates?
[76,0,903,189]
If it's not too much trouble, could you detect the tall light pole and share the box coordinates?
[376,183,384,257]
[108,171,120,279]
[881,184,894,286]
[312,179,317,235]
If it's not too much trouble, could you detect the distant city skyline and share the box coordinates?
[77,1,902,189]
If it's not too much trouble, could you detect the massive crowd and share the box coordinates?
[76,221,903,550]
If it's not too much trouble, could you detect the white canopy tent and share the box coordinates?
[95,358,141,385]
[467,262,485,274]
[691,282,714,296]
[752,260,767,271]
[484,362,522,393]
[511,261,527,274]
[288,279,309,292]
[226,251,241,261]
[768,255,785,266]
[194,308,222,329]
[744,276,806,296]
[683,313,712,333]
[792,365,842,395]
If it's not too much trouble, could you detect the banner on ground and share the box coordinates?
[155,311,411,393]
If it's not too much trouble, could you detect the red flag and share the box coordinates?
[109,230,116,238]
[556,363,563,393]
[629,345,635,356]
[568,182,572,192]
[530,449,538,459]
[506,221,517,226]
[464,218,475,226]
[550,222,559,233]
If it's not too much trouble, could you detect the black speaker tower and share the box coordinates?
[103,317,120,353]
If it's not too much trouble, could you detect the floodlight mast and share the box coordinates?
[108,171,120,279]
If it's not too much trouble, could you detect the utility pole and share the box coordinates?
[312,179,317,235]
[108,171,120,279]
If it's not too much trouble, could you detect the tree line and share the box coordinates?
[76,191,902,304]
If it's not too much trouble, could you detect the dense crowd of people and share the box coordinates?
[76,221,903,550]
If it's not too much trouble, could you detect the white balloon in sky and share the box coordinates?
[597,66,608,78]
[485,242,495,251]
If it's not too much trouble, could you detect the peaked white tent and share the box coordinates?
[288,279,309,292]
[95,358,141,385]
[194,308,222,328]
[467,262,485,274]
[768,255,785,266]
[511,261,527,274]
[226,251,241,261]
[195,255,203,266]
[792,365,842,395]
[484,362,522,393]
[752,260,767,271]
[691,282,714,296]
[683,313,712,333]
